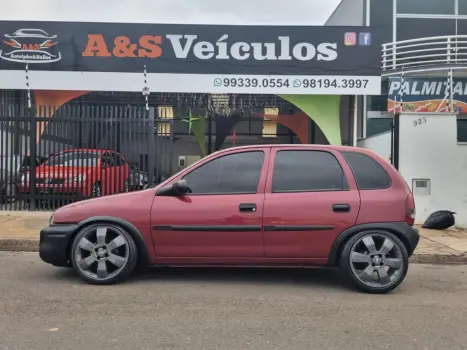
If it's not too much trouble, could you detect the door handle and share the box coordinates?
[333,204,350,213]
[239,203,257,213]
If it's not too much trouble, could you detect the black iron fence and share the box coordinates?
[0,105,173,211]
[0,102,305,211]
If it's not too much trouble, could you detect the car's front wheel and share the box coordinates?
[340,230,409,294]
[70,223,138,285]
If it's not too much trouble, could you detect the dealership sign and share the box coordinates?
[0,21,382,94]
[387,77,467,113]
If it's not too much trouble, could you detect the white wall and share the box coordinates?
[357,131,391,163]
[399,113,467,228]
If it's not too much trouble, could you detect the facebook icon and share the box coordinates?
[359,32,371,46]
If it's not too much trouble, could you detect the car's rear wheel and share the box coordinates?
[340,231,409,294]
[70,223,138,285]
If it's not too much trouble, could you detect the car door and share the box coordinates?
[150,148,270,259]
[110,152,125,193]
[100,152,113,195]
[262,148,360,259]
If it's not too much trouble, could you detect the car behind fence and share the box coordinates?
[0,104,174,210]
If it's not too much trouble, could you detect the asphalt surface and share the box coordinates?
[1,252,467,350]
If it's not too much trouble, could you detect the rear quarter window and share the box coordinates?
[341,151,391,190]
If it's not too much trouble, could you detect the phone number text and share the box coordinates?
[214,77,369,89]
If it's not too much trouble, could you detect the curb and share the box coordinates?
[1,239,467,265]
[410,253,467,265]
[0,239,39,252]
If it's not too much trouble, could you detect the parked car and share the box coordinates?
[18,149,129,198]
[0,154,46,203]
[39,145,419,294]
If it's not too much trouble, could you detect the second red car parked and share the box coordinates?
[19,149,130,198]
[39,145,419,293]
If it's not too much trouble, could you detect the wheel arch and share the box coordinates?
[328,222,418,266]
[66,216,151,267]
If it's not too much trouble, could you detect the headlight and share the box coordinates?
[68,174,87,183]
[49,213,55,226]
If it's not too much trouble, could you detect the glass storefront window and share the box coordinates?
[396,18,456,41]
[459,0,467,15]
[458,19,467,36]
[397,0,455,15]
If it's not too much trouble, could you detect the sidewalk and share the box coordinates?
[0,211,467,263]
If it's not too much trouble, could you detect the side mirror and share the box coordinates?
[171,179,190,195]
[156,179,192,196]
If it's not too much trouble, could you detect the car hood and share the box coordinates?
[53,189,156,224]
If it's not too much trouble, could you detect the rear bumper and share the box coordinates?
[39,224,79,267]
[404,225,420,256]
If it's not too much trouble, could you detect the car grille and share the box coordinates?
[36,178,65,185]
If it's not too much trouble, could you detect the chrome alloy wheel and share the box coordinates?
[349,233,404,288]
[74,225,130,282]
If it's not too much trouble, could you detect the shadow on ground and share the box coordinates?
[52,266,348,290]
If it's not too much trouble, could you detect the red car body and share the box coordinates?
[39,145,420,293]
[18,149,129,197]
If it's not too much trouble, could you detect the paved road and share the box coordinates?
[1,252,467,350]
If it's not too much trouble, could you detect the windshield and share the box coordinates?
[44,151,99,167]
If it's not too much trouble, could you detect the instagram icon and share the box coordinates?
[344,32,357,46]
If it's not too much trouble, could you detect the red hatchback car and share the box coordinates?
[39,145,419,294]
[19,149,129,197]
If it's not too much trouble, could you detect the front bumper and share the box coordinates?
[39,224,79,267]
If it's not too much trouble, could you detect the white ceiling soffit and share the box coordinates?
[1,0,343,25]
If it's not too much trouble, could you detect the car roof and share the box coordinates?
[214,144,374,154]
[59,148,118,154]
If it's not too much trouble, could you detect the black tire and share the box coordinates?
[340,230,409,294]
[70,223,139,285]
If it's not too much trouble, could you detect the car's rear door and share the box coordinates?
[150,148,270,259]
[262,147,360,259]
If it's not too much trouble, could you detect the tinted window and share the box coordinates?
[272,150,347,192]
[182,151,264,194]
[396,0,455,15]
[341,152,391,190]
[101,153,114,166]
[45,152,99,166]
[460,2,467,15]
[111,153,124,166]
[396,18,456,41]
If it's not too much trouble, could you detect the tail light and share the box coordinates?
[406,192,416,226]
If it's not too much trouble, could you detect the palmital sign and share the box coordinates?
[0,21,382,94]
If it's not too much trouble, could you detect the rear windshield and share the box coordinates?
[341,151,391,190]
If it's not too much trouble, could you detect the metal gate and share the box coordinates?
[0,104,174,211]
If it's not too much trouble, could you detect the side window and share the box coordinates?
[272,150,348,192]
[182,151,264,194]
[341,151,391,190]
[101,153,112,167]
[112,153,123,166]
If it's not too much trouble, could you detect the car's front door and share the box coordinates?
[262,148,360,259]
[150,149,270,259]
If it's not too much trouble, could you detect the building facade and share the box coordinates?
[361,0,467,227]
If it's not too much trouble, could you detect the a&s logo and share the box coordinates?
[344,32,357,46]
[0,28,62,64]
